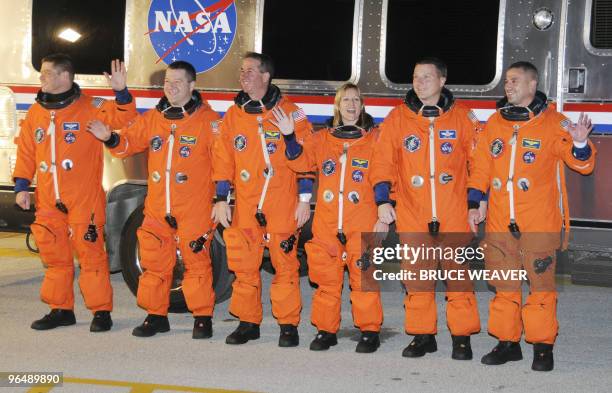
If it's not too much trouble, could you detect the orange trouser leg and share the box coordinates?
[136,217,176,316]
[268,233,301,326]
[522,291,558,344]
[71,223,113,313]
[305,240,343,333]
[30,214,75,310]
[522,249,558,344]
[402,259,437,335]
[178,230,215,317]
[484,234,522,341]
[224,228,263,324]
[446,291,480,336]
[488,291,523,342]
[347,253,383,333]
[404,292,437,335]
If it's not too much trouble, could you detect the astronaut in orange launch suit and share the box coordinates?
[370,58,482,360]
[212,52,314,347]
[87,61,221,339]
[284,83,386,353]
[14,54,137,332]
[467,61,596,371]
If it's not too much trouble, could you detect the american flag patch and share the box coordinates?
[560,118,570,131]
[91,97,106,108]
[292,109,306,122]
[211,120,220,134]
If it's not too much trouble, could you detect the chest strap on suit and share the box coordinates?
[164,124,178,228]
[47,111,68,214]
[506,125,521,238]
[427,117,439,235]
[336,143,349,246]
[255,116,273,230]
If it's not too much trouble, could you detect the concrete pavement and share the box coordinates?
[1,232,612,393]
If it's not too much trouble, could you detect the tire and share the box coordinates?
[26,231,39,253]
[119,206,234,313]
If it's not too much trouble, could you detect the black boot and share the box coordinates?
[90,311,112,332]
[132,314,170,337]
[402,334,437,358]
[31,309,76,330]
[481,341,522,365]
[451,335,473,360]
[278,324,299,347]
[531,343,554,371]
[309,331,338,351]
[356,331,380,353]
[225,321,260,345]
[192,316,212,339]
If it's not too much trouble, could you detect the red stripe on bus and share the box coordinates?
[5,85,612,111]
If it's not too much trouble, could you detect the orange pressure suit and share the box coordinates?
[369,88,481,336]
[13,84,137,313]
[467,94,596,344]
[106,92,220,317]
[286,126,383,334]
[212,87,313,326]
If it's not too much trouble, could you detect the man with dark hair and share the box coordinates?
[88,60,221,339]
[415,57,448,78]
[168,60,197,82]
[370,58,483,360]
[505,61,539,81]
[212,52,313,347]
[468,61,595,371]
[243,52,275,78]
[13,54,137,332]
[40,53,75,79]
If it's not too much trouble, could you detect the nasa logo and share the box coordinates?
[266,142,277,154]
[440,142,453,154]
[403,135,421,152]
[64,132,76,144]
[180,145,191,157]
[352,170,364,183]
[148,0,237,74]
[523,151,536,164]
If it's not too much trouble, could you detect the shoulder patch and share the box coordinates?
[292,109,307,123]
[210,120,220,134]
[91,97,106,108]
[560,118,571,131]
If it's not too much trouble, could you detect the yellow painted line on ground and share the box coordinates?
[26,387,53,393]
[25,377,261,393]
[0,248,37,258]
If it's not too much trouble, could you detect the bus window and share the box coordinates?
[590,0,612,49]
[261,0,355,81]
[383,0,499,86]
[31,0,126,74]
